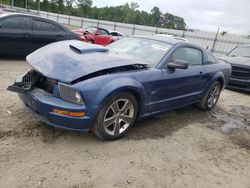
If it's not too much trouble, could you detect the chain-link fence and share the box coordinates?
[3,5,250,57]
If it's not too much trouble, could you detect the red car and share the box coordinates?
[74,26,114,46]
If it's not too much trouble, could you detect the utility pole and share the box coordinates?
[25,0,27,9]
[38,0,40,14]
[211,27,220,53]
[11,0,14,7]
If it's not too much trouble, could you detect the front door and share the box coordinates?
[94,28,110,45]
[149,47,208,111]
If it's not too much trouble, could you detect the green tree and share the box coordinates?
[77,0,92,17]
[150,6,161,26]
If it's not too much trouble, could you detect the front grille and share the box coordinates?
[231,66,250,80]
[7,70,41,92]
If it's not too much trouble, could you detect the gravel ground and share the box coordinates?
[0,59,250,188]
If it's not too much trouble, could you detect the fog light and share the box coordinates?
[53,109,85,117]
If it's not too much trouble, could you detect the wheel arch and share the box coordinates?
[216,76,224,88]
[201,71,225,97]
[95,78,147,117]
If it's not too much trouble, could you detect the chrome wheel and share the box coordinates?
[103,99,135,136]
[207,85,221,108]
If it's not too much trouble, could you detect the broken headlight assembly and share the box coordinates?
[58,83,84,105]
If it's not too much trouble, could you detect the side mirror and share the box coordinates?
[95,32,100,36]
[167,59,189,69]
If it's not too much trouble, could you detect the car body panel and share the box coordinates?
[220,45,250,92]
[10,37,232,132]
[26,40,146,83]
[74,26,114,45]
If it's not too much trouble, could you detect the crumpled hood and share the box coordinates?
[26,40,143,84]
[220,56,250,67]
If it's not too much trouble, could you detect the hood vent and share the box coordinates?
[69,43,109,54]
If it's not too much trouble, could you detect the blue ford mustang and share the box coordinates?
[8,36,231,140]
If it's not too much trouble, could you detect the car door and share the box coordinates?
[0,15,32,56]
[32,18,66,51]
[94,28,110,45]
[150,46,208,111]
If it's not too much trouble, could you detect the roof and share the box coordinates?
[0,11,40,18]
[239,44,250,47]
[134,35,185,45]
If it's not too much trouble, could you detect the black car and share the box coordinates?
[220,44,250,92]
[0,12,80,56]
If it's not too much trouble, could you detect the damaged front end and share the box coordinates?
[7,69,93,131]
[7,70,42,93]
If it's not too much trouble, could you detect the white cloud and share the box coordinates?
[92,0,250,34]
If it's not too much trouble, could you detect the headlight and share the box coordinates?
[58,83,84,105]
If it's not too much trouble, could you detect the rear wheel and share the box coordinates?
[198,81,222,111]
[92,92,138,140]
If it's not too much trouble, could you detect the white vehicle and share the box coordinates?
[156,34,188,42]
[109,31,125,41]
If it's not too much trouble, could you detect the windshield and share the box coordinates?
[108,37,173,67]
[228,46,250,58]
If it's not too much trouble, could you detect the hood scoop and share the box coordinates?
[69,43,108,54]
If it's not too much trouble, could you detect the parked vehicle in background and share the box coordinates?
[74,26,114,45]
[0,12,80,56]
[8,36,231,140]
[156,34,188,42]
[109,31,125,41]
[220,44,250,92]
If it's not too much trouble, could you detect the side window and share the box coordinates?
[98,29,109,35]
[0,16,31,30]
[55,25,65,32]
[207,53,217,64]
[34,20,57,31]
[171,47,202,66]
[110,32,117,36]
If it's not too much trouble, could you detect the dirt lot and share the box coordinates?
[0,59,250,188]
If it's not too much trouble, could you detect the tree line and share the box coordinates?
[2,0,187,30]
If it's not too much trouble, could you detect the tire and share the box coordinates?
[91,92,138,141]
[198,81,222,111]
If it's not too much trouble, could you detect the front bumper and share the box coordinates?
[18,88,95,131]
[226,77,250,92]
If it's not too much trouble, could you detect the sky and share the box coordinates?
[92,0,250,35]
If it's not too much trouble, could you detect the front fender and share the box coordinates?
[95,77,147,110]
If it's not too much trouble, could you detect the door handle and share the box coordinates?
[24,33,31,37]
[56,34,64,38]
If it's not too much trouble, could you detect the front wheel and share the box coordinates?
[88,40,94,44]
[91,92,138,140]
[198,81,222,111]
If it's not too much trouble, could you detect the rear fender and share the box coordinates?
[201,71,225,97]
